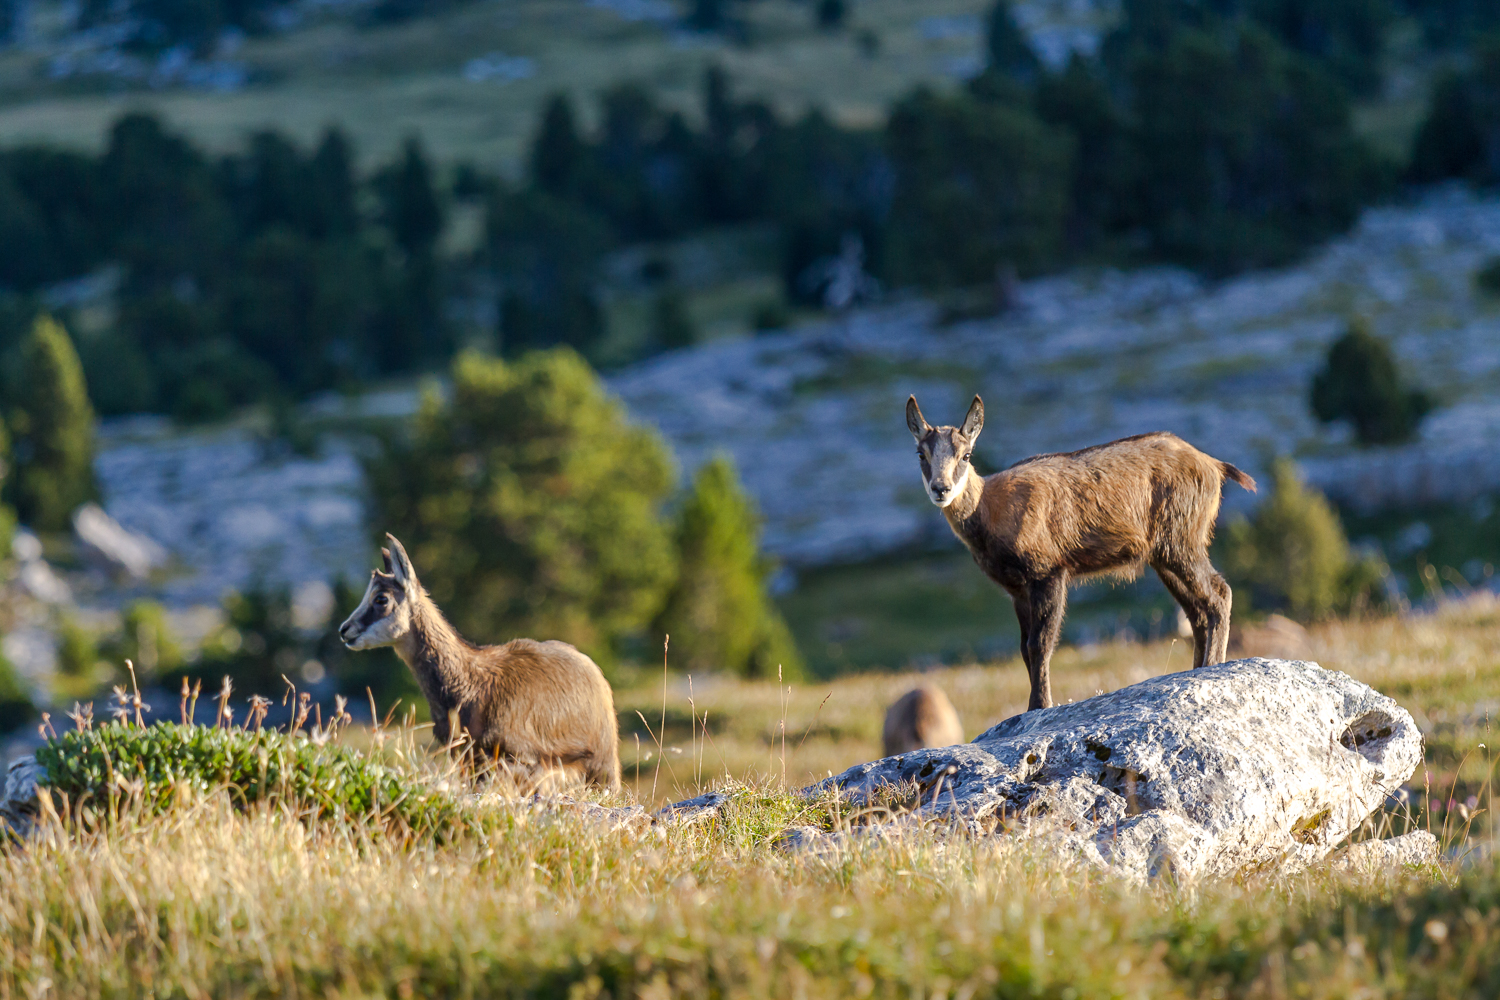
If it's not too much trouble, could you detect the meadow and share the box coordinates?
[0,0,1010,171]
[2,596,1499,996]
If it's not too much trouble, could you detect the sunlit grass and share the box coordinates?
[5,598,1500,996]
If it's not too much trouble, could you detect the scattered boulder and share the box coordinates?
[0,756,44,840]
[1327,830,1439,874]
[655,789,734,828]
[1229,614,1312,661]
[72,502,168,581]
[16,561,71,605]
[814,659,1425,881]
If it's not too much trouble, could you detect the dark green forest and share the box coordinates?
[0,0,1497,421]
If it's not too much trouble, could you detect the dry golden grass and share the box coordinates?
[617,595,1500,815]
[2,600,1499,997]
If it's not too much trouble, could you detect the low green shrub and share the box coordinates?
[1310,319,1433,446]
[1478,255,1500,296]
[35,721,472,840]
[1219,457,1387,620]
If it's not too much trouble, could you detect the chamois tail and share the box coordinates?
[1220,462,1256,493]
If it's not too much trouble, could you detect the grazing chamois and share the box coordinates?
[906,395,1255,711]
[339,534,621,789]
[882,685,964,756]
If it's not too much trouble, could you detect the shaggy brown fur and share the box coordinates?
[882,685,965,756]
[340,534,621,789]
[907,395,1255,711]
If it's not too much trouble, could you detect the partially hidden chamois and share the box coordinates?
[906,395,1256,711]
[339,534,621,789]
[882,685,964,756]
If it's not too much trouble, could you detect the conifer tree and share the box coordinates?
[0,418,13,559]
[654,456,803,679]
[309,127,359,238]
[653,289,698,350]
[370,349,676,662]
[1310,319,1432,446]
[7,314,96,532]
[985,0,1041,85]
[1219,458,1385,620]
[530,94,585,197]
[379,137,445,257]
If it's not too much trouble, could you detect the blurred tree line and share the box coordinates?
[478,0,1391,356]
[0,114,447,422]
[0,0,1490,423]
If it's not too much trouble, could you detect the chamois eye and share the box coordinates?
[964,452,973,462]
[374,594,389,610]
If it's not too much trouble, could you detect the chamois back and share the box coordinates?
[977,432,1250,580]
[882,685,964,756]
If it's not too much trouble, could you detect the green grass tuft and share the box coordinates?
[34,721,473,839]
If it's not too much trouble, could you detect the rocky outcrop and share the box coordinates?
[812,658,1426,881]
[73,502,168,581]
[0,756,44,840]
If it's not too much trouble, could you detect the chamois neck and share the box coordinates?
[941,466,985,533]
[393,592,475,697]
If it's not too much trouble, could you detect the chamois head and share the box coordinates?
[340,533,421,650]
[906,394,984,508]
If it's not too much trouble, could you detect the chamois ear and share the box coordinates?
[906,395,930,440]
[385,533,418,591]
[961,395,984,441]
[380,548,393,574]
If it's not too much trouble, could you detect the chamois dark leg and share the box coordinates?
[1154,563,1209,669]
[1010,587,1034,679]
[1024,573,1067,710]
[1203,567,1233,665]
[1155,559,1232,668]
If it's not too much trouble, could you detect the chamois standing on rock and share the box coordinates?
[882,685,964,756]
[339,534,621,789]
[906,395,1256,711]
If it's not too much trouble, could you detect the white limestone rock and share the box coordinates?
[73,502,168,581]
[1327,830,1439,874]
[816,658,1424,882]
[0,756,44,840]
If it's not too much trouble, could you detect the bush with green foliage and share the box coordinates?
[1219,457,1386,620]
[190,586,306,695]
[654,457,803,680]
[0,419,14,559]
[112,601,183,680]
[1122,21,1384,273]
[1311,320,1433,446]
[751,299,792,332]
[4,315,96,532]
[35,722,473,839]
[1409,37,1500,184]
[488,190,612,355]
[885,87,1072,286]
[985,0,1042,86]
[0,649,32,732]
[1235,0,1395,96]
[1477,255,1500,295]
[652,289,698,350]
[815,0,845,30]
[369,350,676,662]
[55,618,106,700]
[0,114,446,421]
[1403,0,1500,48]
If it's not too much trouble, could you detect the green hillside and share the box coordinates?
[0,0,1021,170]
